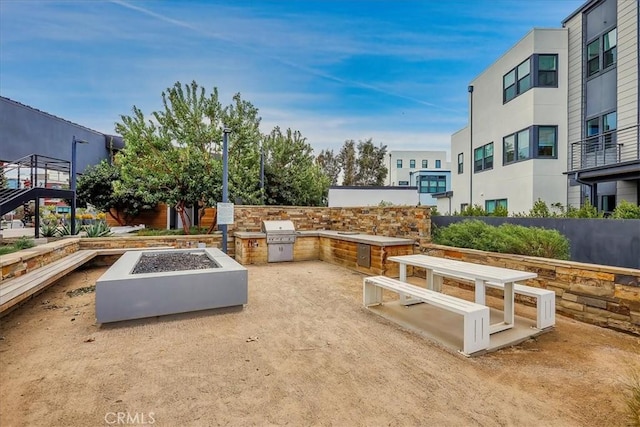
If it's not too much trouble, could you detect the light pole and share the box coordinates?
[468,85,474,207]
[260,141,265,205]
[221,127,231,253]
[71,136,88,235]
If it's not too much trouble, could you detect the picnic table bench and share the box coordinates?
[387,255,545,334]
[363,275,490,355]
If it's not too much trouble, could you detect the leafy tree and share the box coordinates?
[76,160,156,226]
[355,138,388,185]
[262,127,329,206]
[336,138,388,186]
[316,149,341,185]
[338,140,357,185]
[115,81,226,233]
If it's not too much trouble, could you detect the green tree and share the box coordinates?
[76,160,156,226]
[263,127,329,206]
[338,140,357,185]
[355,138,388,185]
[115,80,226,233]
[316,149,341,185]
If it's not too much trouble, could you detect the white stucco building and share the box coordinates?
[440,28,569,215]
[388,150,451,206]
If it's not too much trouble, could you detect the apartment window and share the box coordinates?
[537,55,558,87]
[503,126,557,164]
[603,28,617,69]
[460,203,469,212]
[421,160,428,168]
[409,159,416,168]
[504,55,558,102]
[474,142,493,172]
[435,160,441,168]
[419,175,446,194]
[587,27,617,77]
[457,153,463,174]
[397,159,403,168]
[586,111,617,151]
[537,126,557,157]
[485,199,508,214]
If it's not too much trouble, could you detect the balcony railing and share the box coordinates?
[569,124,639,171]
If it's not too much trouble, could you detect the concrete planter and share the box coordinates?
[95,248,247,323]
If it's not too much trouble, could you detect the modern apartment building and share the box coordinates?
[441,29,569,215]
[563,0,639,212]
[387,150,450,206]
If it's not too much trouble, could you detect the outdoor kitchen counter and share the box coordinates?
[314,230,415,247]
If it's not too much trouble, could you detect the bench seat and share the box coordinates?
[431,270,555,330]
[363,275,490,355]
[0,250,98,315]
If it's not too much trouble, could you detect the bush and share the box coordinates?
[625,367,640,426]
[83,221,112,238]
[458,204,487,216]
[612,200,640,219]
[13,236,35,250]
[433,220,570,260]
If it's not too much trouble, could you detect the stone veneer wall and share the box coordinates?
[1,238,80,281]
[79,234,226,254]
[229,205,430,243]
[421,244,640,336]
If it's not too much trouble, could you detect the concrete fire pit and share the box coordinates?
[96,248,247,323]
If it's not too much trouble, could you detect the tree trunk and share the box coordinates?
[176,201,190,234]
[108,209,126,226]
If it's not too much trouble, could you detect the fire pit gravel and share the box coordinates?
[132,252,219,274]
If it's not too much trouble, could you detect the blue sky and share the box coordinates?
[0,0,584,158]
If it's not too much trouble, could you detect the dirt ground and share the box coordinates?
[1,260,639,427]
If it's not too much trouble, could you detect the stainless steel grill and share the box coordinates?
[261,220,297,262]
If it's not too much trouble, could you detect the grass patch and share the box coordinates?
[0,236,36,256]
[625,367,640,427]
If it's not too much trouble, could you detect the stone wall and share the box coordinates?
[228,205,430,242]
[1,238,80,281]
[79,234,226,254]
[421,244,640,335]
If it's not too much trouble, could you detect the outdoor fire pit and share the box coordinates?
[95,248,247,323]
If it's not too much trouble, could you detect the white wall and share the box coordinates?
[388,150,448,186]
[448,28,569,214]
[328,187,419,207]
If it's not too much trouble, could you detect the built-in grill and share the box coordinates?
[261,220,297,262]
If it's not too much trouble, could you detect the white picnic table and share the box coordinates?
[387,254,538,334]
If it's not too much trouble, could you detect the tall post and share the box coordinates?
[71,136,78,236]
[260,144,265,205]
[221,128,231,253]
[468,85,474,207]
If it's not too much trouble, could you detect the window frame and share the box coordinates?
[435,160,441,168]
[474,142,494,173]
[421,159,428,168]
[504,54,559,103]
[457,153,463,174]
[586,26,617,79]
[585,111,617,152]
[503,125,558,165]
[409,159,415,169]
[485,198,508,214]
[418,174,447,194]
[397,159,403,168]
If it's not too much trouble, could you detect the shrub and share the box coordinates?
[13,236,35,250]
[83,221,112,238]
[458,204,487,216]
[625,367,640,427]
[612,200,640,219]
[40,222,59,238]
[433,220,570,260]
[491,205,509,217]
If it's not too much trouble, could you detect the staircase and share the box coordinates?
[1,154,74,217]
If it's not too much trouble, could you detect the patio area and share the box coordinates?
[1,260,638,426]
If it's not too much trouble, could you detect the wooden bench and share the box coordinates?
[363,275,490,355]
[431,270,555,330]
[0,250,97,315]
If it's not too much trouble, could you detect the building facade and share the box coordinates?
[564,0,639,213]
[442,29,569,215]
[388,150,450,206]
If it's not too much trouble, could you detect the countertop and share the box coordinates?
[234,230,415,247]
